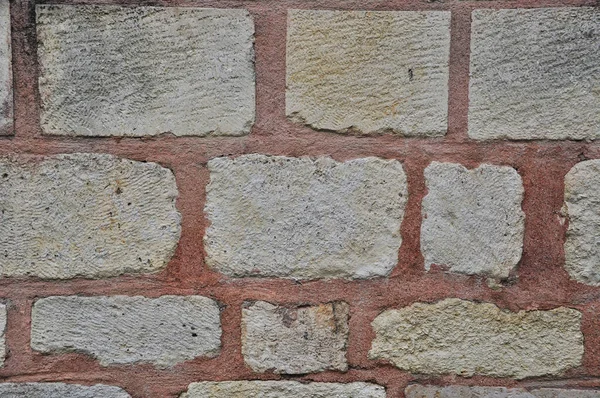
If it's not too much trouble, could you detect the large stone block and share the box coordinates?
[0,153,180,279]
[181,381,386,398]
[286,10,450,136]
[370,299,583,379]
[0,0,11,135]
[468,7,600,140]
[406,386,600,398]
[421,162,524,279]
[31,295,221,367]
[242,301,348,374]
[564,160,600,285]
[36,5,255,136]
[0,383,130,397]
[204,155,408,279]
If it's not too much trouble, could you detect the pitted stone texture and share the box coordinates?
[564,160,600,285]
[421,162,524,279]
[0,304,5,367]
[369,299,583,379]
[31,295,221,367]
[286,10,450,136]
[204,155,408,279]
[0,153,180,279]
[36,5,254,136]
[181,381,386,398]
[242,301,348,374]
[406,386,600,398]
[0,383,130,397]
[0,0,11,135]
[468,7,600,140]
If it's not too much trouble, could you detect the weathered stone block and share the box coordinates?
[421,162,524,279]
[370,299,583,378]
[0,0,11,135]
[286,10,450,136]
[564,160,600,285]
[468,7,600,140]
[0,383,130,397]
[204,155,408,279]
[406,386,600,398]
[36,5,255,136]
[181,381,386,398]
[31,295,221,367]
[242,301,348,374]
[0,153,180,279]
[0,304,5,367]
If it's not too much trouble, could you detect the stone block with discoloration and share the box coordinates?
[286,10,450,136]
[181,381,386,398]
[0,0,11,135]
[0,153,180,279]
[406,386,600,398]
[0,383,131,397]
[369,299,583,379]
[204,154,408,279]
[31,295,221,368]
[564,160,600,285]
[0,304,5,367]
[36,5,255,136]
[421,162,524,280]
[242,301,348,374]
[468,7,600,140]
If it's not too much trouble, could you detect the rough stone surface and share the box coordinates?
[421,162,524,279]
[406,386,600,398]
[204,155,408,279]
[468,7,600,140]
[0,304,5,367]
[0,153,180,279]
[0,0,11,135]
[181,381,386,398]
[369,298,583,379]
[286,10,450,136]
[564,160,600,285]
[241,301,349,374]
[31,295,221,367]
[36,5,254,136]
[0,383,131,397]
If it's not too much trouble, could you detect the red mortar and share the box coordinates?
[1,0,600,396]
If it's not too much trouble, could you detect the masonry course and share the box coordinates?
[36,5,255,136]
[0,0,11,135]
[31,295,221,367]
[406,386,600,398]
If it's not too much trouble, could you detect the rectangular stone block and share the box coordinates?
[0,383,130,397]
[286,10,450,136]
[421,162,524,280]
[0,0,12,135]
[204,155,408,279]
[370,299,583,379]
[0,153,180,279]
[36,5,255,136]
[242,301,348,374]
[181,381,386,398]
[406,386,600,398]
[468,7,599,140]
[0,303,5,367]
[564,160,600,285]
[31,295,221,367]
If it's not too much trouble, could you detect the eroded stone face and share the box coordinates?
[0,0,12,135]
[406,386,600,398]
[0,153,180,279]
[564,160,600,285]
[421,162,524,279]
[181,381,386,398]
[242,301,348,374]
[36,5,255,136]
[0,383,131,398]
[0,304,6,367]
[204,155,408,279]
[370,299,583,379]
[286,10,450,136]
[31,295,221,367]
[468,7,600,140]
